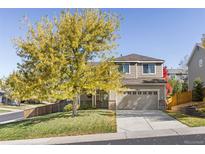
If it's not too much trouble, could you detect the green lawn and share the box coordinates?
[0,109,10,114]
[167,111,205,127]
[0,110,116,141]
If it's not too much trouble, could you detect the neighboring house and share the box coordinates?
[80,53,167,110]
[0,90,4,103]
[188,43,205,90]
[0,90,19,105]
[167,68,188,82]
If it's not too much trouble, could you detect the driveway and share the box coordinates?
[116,110,187,132]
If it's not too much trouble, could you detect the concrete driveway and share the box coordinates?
[116,110,187,133]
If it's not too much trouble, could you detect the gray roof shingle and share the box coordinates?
[168,69,188,75]
[115,53,164,62]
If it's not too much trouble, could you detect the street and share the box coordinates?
[69,134,205,145]
[0,111,24,124]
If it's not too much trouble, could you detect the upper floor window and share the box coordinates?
[143,64,155,74]
[119,63,130,74]
[199,59,203,68]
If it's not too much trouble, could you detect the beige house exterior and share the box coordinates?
[80,53,167,110]
[188,44,205,90]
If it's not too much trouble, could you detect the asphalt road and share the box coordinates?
[68,134,205,145]
[0,111,24,123]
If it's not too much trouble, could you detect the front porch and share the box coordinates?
[80,90,109,109]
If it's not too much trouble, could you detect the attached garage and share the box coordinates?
[117,90,159,110]
[112,84,166,110]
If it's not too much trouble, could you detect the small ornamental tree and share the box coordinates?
[12,9,122,116]
[181,82,188,92]
[192,79,204,101]
[163,66,172,95]
[168,77,182,96]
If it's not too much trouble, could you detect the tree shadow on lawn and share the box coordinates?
[0,112,72,129]
[80,109,115,117]
[0,110,114,129]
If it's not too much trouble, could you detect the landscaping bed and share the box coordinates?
[167,107,205,127]
[167,103,205,127]
[167,101,205,127]
[0,110,116,141]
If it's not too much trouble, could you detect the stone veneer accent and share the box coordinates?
[108,100,116,110]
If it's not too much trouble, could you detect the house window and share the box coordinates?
[143,64,155,74]
[133,91,136,95]
[119,63,130,74]
[153,91,158,95]
[199,59,203,68]
[148,91,152,95]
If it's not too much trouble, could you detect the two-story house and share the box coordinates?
[80,53,167,110]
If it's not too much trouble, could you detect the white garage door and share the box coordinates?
[117,90,159,110]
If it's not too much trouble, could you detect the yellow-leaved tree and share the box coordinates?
[10,9,122,116]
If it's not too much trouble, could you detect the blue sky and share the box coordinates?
[0,8,205,78]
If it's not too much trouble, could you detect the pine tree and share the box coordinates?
[192,79,204,101]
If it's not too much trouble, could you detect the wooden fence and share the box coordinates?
[167,91,192,109]
[24,100,70,118]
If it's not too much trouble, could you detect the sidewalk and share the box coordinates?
[1,127,205,145]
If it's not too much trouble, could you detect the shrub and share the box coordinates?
[172,81,182,96]
[192,79,204,101]
[64,104,73,112]
[182,82,188,92]
[24,99,41,104]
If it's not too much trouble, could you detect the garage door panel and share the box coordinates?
[117,90,158,110]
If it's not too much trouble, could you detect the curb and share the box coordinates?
[1,127,205,145]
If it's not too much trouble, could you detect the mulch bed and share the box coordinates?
[183,103,205,118]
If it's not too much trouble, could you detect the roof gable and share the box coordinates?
[187,44,205,66]
[114,53,164,62]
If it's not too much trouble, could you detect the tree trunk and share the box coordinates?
[72,96,78,117]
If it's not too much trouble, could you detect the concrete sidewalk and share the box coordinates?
[1,127,205,145]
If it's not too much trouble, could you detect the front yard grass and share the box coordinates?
[167,111,205,127]
[0,109,10,114]
[0,109,116,141]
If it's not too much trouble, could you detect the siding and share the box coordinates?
[137,63,163,78]
[120,62,137,79]
[188,46,205,90]
[117,62,163,79]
